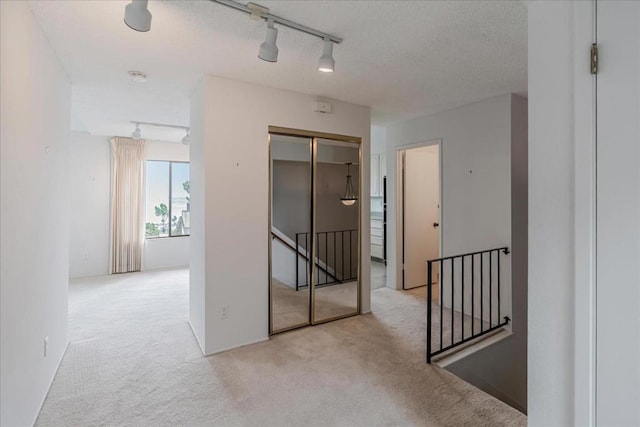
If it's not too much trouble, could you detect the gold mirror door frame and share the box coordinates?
[268,127,362,335]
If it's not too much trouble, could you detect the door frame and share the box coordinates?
[267,126,362,335]
[395,138,443,292]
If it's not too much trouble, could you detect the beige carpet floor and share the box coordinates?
[35,268,525,427]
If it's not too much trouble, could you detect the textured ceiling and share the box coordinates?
[29,0,527,141]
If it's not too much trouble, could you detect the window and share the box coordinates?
[145,161,190,238]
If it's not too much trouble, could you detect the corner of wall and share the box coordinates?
[188,79,207,353]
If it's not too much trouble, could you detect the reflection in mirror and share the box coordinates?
[270,135,312,332]
[313,139,360,322]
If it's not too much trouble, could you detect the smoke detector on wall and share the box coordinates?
[128,70,147,83]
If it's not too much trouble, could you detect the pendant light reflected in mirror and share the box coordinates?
[340,162,357,206]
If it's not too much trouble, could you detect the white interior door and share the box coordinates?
[403,145,439,289]
[596,1,640,424]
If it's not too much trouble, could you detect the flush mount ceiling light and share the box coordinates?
[258,19,279,63]
[124,0,152,32]
[340,163,358,206]
[132,123,142,140]
[123,0,342,72]
[318,38,335,72]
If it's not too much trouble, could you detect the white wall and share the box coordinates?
[385,94,527,411]
[371,126,387,213]
[68,134,190,277]
[371,125,387,155]
[0,2,71,425]
[190,76,371,355]
[69,132,111,277]
[447,95,528,413]
[386,95,513,290]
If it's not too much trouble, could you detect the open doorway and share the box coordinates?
[398,142,441,297]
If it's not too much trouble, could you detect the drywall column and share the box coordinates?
[528,1,590,425]
[0,2,71,425]
[190,76,370,355]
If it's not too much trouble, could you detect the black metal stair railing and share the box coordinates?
[295,229,358,290]
[427,247,511,363]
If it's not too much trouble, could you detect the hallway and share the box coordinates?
[36,268,525,426]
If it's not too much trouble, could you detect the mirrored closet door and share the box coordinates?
[269,134,312,333]
[269,128,361,334]
[313,139,360,323]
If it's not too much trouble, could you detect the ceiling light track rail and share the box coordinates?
[131,121,189,130]
[209,0,343,44]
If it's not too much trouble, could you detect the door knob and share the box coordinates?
[433,222,439,228]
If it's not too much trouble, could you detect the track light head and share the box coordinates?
[318,38,335,73]
[182,129,190,145]
[132,124,142,140]
[124,0,152,32]
[258,20,279,63]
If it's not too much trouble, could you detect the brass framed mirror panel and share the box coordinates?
[268,126,362,335]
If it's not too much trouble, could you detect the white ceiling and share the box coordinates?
[29,0,527,142]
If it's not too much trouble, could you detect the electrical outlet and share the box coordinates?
[44,336,49,358]
[221,305,229,320]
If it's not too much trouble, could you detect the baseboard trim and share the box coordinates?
[186,322,269,357]
[434,329,512,368]
[209,337,269,356]
[187,320,207,356]
[32,341,69,427]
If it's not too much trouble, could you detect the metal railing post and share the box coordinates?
[295,233,299,291]
[427,260,433,363]
[451,258,454,347]
[461,255,465,341]
[425,246,510,363]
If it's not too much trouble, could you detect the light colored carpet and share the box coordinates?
[36,268,526,427]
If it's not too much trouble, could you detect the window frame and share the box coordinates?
[145,160,190,239]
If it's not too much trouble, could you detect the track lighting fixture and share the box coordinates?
[123,1,342,71]
[258,19,279,63]
[318,38,335,73]
[124,0,152,32]
[132,123,142,140]
[129,121,190,143]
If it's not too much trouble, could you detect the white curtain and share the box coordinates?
[110,137,146,273]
